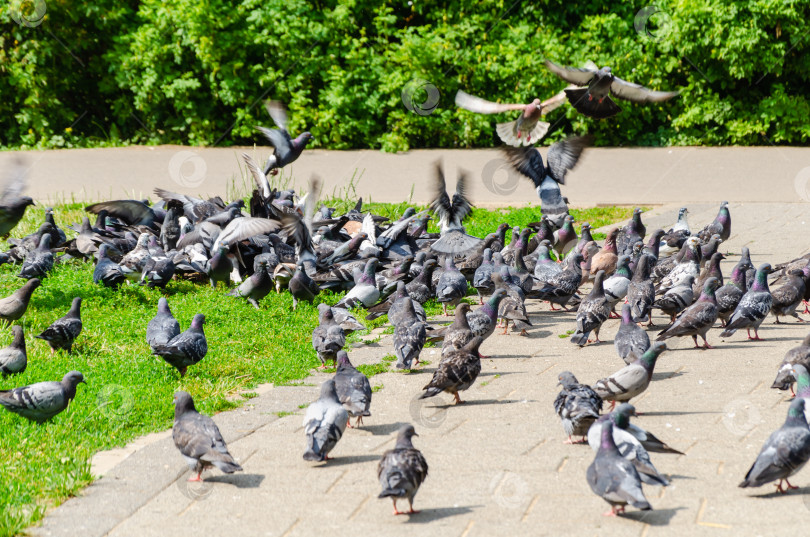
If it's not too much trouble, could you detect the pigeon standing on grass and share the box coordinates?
[377,424,429,515]
[152,314,207,377]
[0,371,85,423]
[720,264,773,340]
[36,297,82,353]
[146,298,181,350]
[303,379,348,462]
[172,391,243,482]
[739,397,810,493]
[228,258,273,309]
[333,351,371,428]
[0,278,41,326]
[554,371,603,444]
[312,306,346,369]
[93,244,127,288]
[0,325,27,375]
[18,234,53,280]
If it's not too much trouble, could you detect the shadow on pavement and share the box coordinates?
[404,505,480,523]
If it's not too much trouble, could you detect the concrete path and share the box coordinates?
[30,201,810,537]
[2,146,810,207]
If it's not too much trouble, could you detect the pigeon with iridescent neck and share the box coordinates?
[531,252,584,311]
[627,255,655,324]
[227,258,272,309]
[657,278,721,349]
[770,268,807,323]
[441,303,474,357]
[454,89,567,146]
[472,249,495,303]
[466,289,507,341]
[571,271,610,346]
[698,201,731,243]
[615,304,650,365]
[699,235,723,268]
[552,215,578,260]
[501,136,592,229]
[792,365,810,423]
[653,275,695,323]
[532,244,562,284]
[334,258,380,310]
[594,342,666,410]
[720,264,773,340]
[693,252,725,296]
[717,248,752,326]
[36,297,82,353]
[603,256,632,315]
[617,208,646,256]
[771,335,810,393]
[590,228,619,276]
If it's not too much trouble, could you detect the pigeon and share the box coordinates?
[0,278,40,326]
[717,250,752,326]
[658,237,701,293]
[454,89,567,146]
[85,199,159,228]
[656,278,721,349]
[616,209,646,256]
[501,136,592,228]
[770,268,807,323]
[377,424,429,515]
[333,351,371,428]
[194,245,233,289]
[256,100,313,176]
[311,306,346,368]
[694,252,724,294]
[587,421,652,516]
[36,297,82,353]
[93,244,127,288]
[152,314,207,377]
[490,267,532,335]
[699,235,723,268]
[466,289,507,341]
[531,252,584,310]
[119,234,152,280]
[420,337,483,404]
[771,333,810,393]
[603,255,633,313]
[588,406,671,486]
[393,299,427,370]
[590,229,619,276]
[441,303,474,356]
[303,379,348,462]
[228,258,273,309]
[552,215,578,259]
[614,304,651,365]
[571,271,611,346]
[545,59,679,119]
[554,371,603,443]
[435,257,469,316]
[0,371,85,423]
[608,403,684,455]
[139,254,176,289]
[146,298,181,350]
[653,275,695,323]
[594,342,667,410]
[316,304,365,335]
[739,398,810,493]
[172,391,243,482]
[0,325,27,375]
[18,234,53,280]
[698,201,731,243]
[720,264,773,340]
[374,282,426,325]
[334,258,380,309]
[627,255,655,324]
[472,248,495,303]
[428,164,481,255]
[288,264,320,310]
[0,157,36,237]
[794,365,810,422]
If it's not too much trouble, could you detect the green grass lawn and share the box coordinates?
[0,201,637,536]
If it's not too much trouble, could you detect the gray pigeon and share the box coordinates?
[317,303,365,334]
[472,248,495,303]
[93,244,127,288]
[387,282,427,326]
[146,298,181,349]
[771,332,810,392]
[627,255,655,324]
[172,391,243,482]
[333,351,371,428]
[717,250,752,326]
[435,257,468,316]
[600,403,683,454]
[256,100,313,176]
[466,289,507,341]
[594,342,667,410]
[334,258,380,309]
[36,297,82,353]
[653,274,695,323]
[603,255,632,312]
[720,264,773,340]
[770,268,807,323]
[227,258,272,309]
[420,337,483,404]
[587,421,652,516]
[139,255,176,289]
[428,164,481,256]
[0,325,27,375]
[545,59,679,119]
[303,379,348,462]
[312,306,346,368]
[393,299,427,370]
[0,371,85,423]
[657,278,721,349]
[288,264,320,310]
[570,270,610,346]
[18,234,53,280]
[377,424,429,515]
[0,157,36,237]
[553,371,603,443]
[441,303,474,357]
[739,398,810,493]
[531,252,584,310]
[152,314,207,377]
[614,304,651,365]
[0,278,41,326]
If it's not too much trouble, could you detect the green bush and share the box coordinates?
[1,0,808,150]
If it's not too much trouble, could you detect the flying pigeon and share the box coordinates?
[544,59,679,119]
[594,342,666,410]
[720,264,773,340]
[420,337,483,404]
[657,278,721,349]
[311,306,346,368]
[502,136,592,228]
[377,424,429,515]
[303,379,348,462]
[586,421,652,516]
[739,398,810,493]
[0,371,85,423]
[0,278,41,326]
[256,100,313,176]
[0,325,26,375]
[454,89,567,146]
[333,351,371,428]
[428,164,482,255]
[152,314,207,377]
[0,157,36,237]
[554,371,603,444]
[146,297,181,350]
[36,297,82,353]
[172,391,243,482]
[614,304,651,365]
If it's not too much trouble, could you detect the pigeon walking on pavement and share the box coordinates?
[377,424,429,515]
[720,264,773,340]
[656,278,721,349]
[554,371,603,444]
[614,304,651,365]
[393,299,427,370]
[594,342,667,410]
[312,306,346,369]
[303,379,349,462]
[333,351,372,428]
[771,333,810,393]
[420,337,483,404]
[570,270,611,346]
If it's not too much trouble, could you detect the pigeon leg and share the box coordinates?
[692,335,700,348]
[608,400,616,411]
[453,391,465,404]
[602,506,621,517]
[248,298,260,310]
[784,478,798,491]
[442,303,448,316]
[701,336,714,349]
[796,315,805,323]
[609,311,620,319]
[406,499,420,514]
[775,317,781,324]
[775,480,786,494]
[392,499,403,515]
[346,419,354,429]
[502,320,509,335]
[188,471,203,482]
[354,416,364,427]
[563,436,588,445]
[549,303,559,311]
[803,301,810,314]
